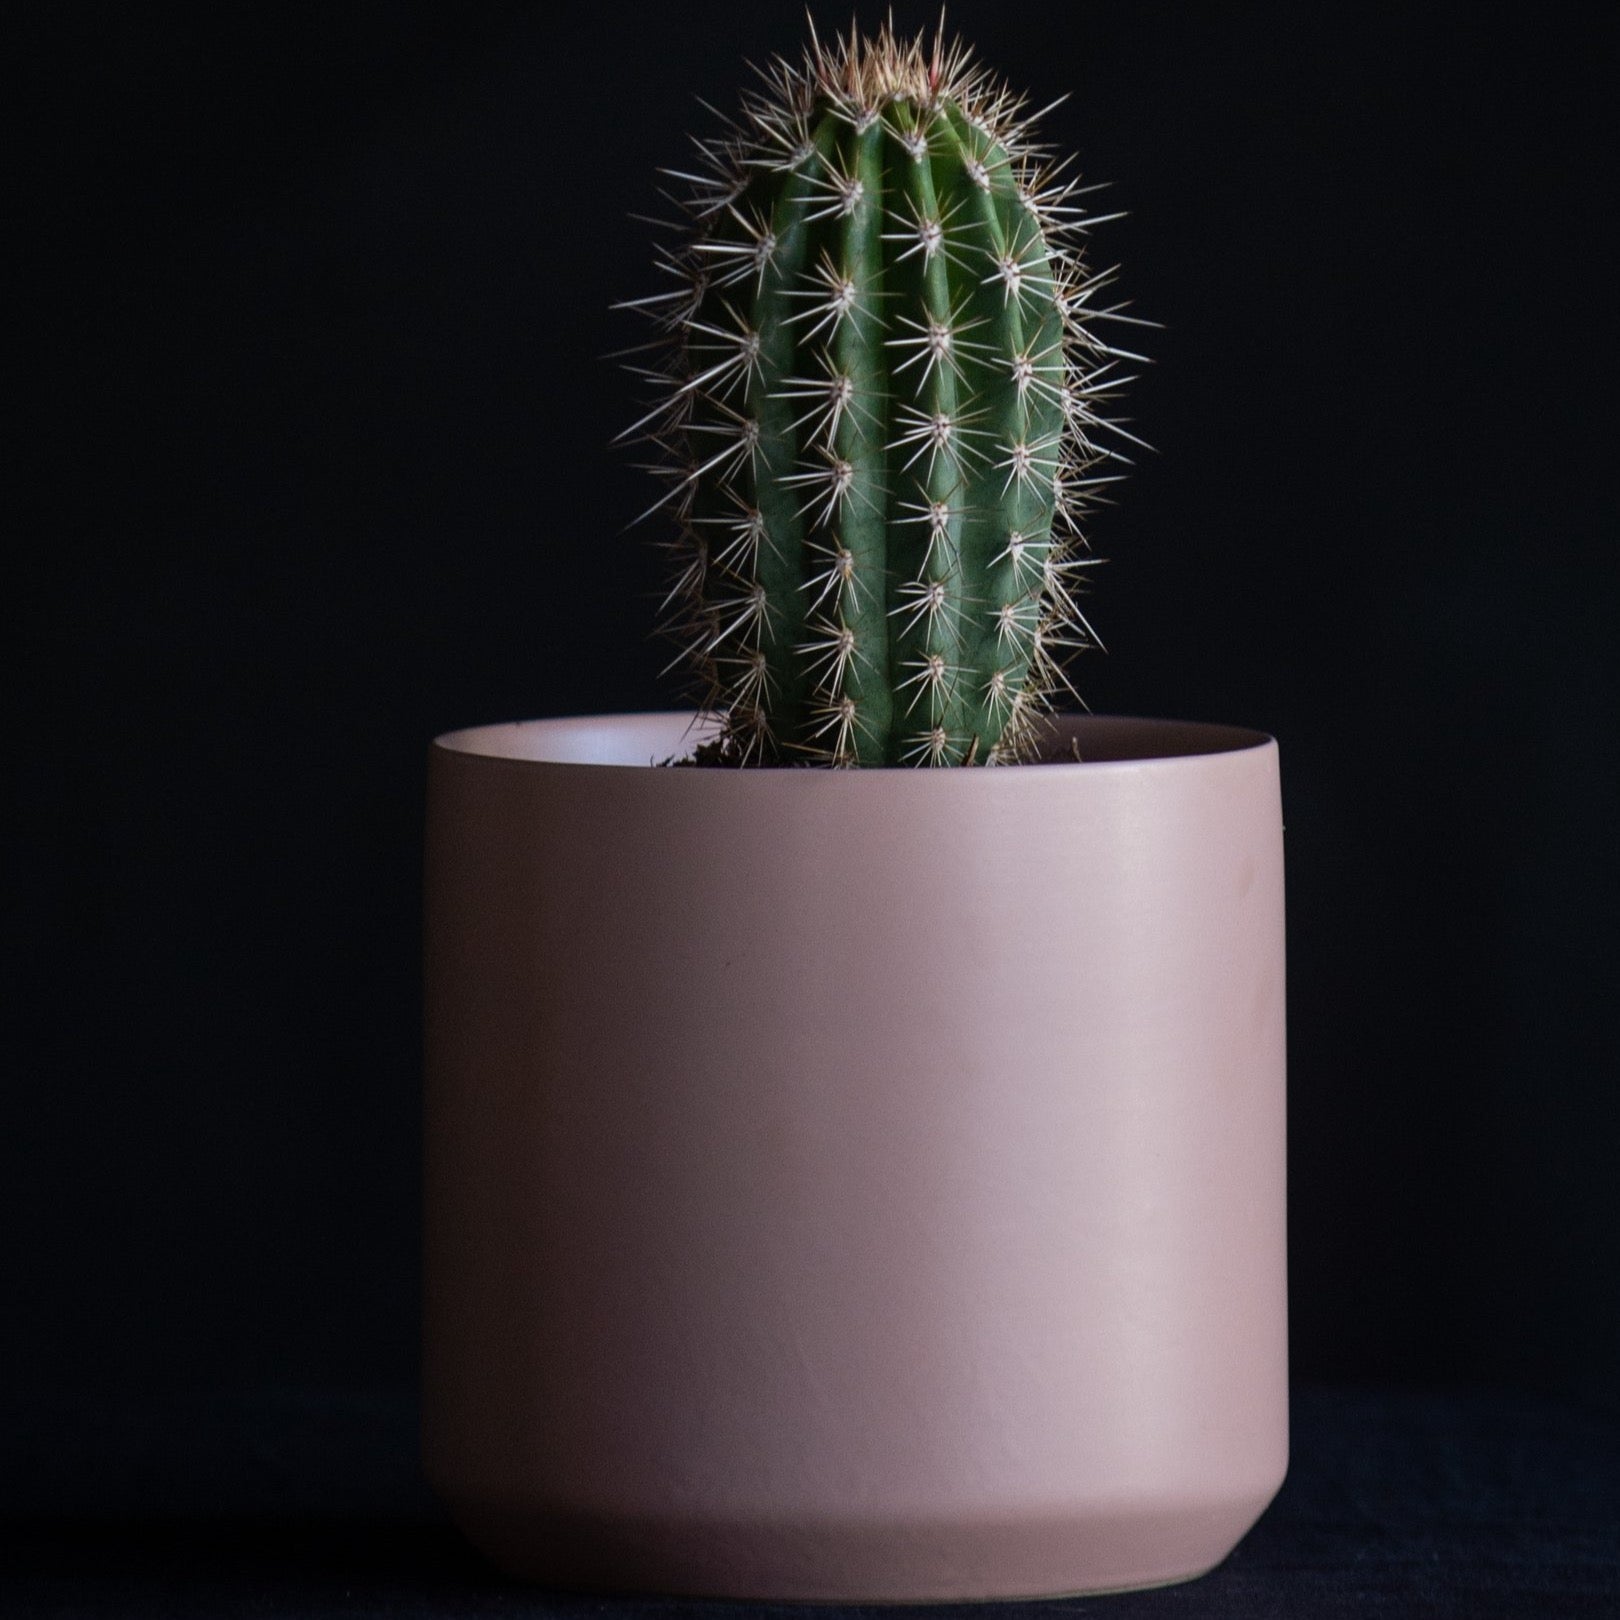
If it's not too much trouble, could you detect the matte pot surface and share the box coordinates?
[423,712,1288,1601]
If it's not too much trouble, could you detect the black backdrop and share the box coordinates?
[10,0,1618,1414]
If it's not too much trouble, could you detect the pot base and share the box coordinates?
[437,1483,1281,1603]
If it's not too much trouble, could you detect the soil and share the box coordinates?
[663,724,1083,768]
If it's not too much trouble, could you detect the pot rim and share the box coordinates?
[431,711,1275,775]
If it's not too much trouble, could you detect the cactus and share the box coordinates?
[622,19,1141,765]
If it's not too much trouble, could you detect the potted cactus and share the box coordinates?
[424,20,1287,1603]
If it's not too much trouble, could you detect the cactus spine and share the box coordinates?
[624,21,1138,765]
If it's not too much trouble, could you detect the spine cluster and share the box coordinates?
[622,21,1143,765]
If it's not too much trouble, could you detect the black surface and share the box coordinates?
[2,1386,1616,1617]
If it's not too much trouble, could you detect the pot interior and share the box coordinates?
[433,712,1271,767]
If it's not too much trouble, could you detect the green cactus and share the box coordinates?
[623,20,1140,765]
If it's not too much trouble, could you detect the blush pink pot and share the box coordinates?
[422,712,1288,1602]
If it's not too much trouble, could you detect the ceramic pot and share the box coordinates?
[423,712,1287,1601]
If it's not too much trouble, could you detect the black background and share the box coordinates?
[10,0,1619,1427]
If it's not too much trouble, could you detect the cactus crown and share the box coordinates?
[622,19,1139,765]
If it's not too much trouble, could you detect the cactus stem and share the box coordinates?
[621,18,1143,763]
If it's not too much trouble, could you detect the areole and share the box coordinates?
[422,711,1288,1601]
